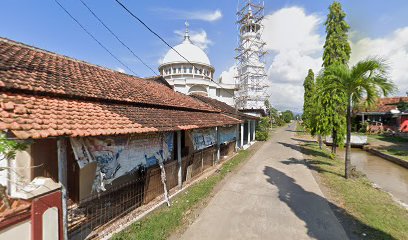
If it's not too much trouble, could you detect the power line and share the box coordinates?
[54,0,138,76]
[113,0,236,97]
[78,0,158,76]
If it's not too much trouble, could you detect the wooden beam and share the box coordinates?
[216,127,220,162]
[57,137,68,240]
[240,123,244,148]
[177,131,182,189]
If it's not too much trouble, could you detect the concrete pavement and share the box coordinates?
[178,123,348,240]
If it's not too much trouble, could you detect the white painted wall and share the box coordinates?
[0,154,6,187]
[0,219,31,240]
[43,207,59,240]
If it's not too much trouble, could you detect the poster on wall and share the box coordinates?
[70,132,173,192]
[219,126,237,144]
[191,128,216,151]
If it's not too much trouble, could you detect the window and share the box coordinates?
[178,67,181,73]
[173,68,176,74]
[189,67,192,73]
[183,67,187,73]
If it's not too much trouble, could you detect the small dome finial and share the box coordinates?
[184,21,190,41]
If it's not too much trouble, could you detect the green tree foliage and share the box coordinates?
[264,100,285,126]
[282,110,294,123]
[320,59,396,178]
[397,100,408,112]
[0,133,28,208]
[302,69,315,130]
[321,1,351,153]
[255,117,270,141]
[323,1,351,68]
[313,74,347,151]
[0,134,27,162]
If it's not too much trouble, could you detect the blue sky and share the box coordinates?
[1,1,408,111]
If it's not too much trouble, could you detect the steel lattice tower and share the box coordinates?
[235,0,269,114]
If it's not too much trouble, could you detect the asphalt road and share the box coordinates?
[179,123,348,240]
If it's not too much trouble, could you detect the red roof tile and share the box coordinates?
[0,198,31,224]
[358,97,408,113]
[0,93,241,139]
[0,38,216,112]
[0,38,242,139]
[190,94,259,120]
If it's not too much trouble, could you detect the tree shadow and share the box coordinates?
[278,141,329,159]
[281,157,344,178]
[285,129,303,133]
[263,166,395,240]
[291,137,316,143]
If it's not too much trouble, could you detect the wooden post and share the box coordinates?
[201,150,204,172]
[240,123,244,148]
[235,124,240,151]
[177,131,182,189]
[247,121,251,145]
[57,137,68,240]
[252,120,256,141]
[216,127,220,162]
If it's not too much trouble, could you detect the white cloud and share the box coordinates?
[115,67,126,73]
[175,29,213,50]
[262,7,324,112]
[219,65,237,84]
[350,27,408,96]
[221,6,408,112]
[153,8,222,22]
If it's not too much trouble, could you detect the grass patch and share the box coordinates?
[300,142,408,240]
[295,122,307,137]
[368,134,408,143]
[380,148,408,162]
[112,147,257,240]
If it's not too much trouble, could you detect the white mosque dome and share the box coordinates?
[162,40,211,66]
[161,23,211,67]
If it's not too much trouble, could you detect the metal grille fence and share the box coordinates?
[68,147,219,239]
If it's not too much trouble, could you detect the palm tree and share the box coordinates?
[321,58,396,178]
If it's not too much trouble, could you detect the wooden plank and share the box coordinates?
[57,137,68,240]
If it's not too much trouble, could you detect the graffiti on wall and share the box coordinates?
[71,133,173,191]
[191,128,216,151]
[219,126,237,144]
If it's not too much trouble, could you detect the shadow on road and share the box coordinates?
[281,157,343,178]
[291,137,316,143]
[263,166,395,240]
[285,129,303,133]
[278,141,328,159]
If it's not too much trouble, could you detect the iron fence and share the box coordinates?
[67,147,219,239]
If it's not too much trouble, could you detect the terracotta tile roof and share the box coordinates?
[0,198,31,225]
[0,92,241,139]
[190,94,259,120]
[0,38,242,139]
[0,38,216,112]
[358,97,408,113]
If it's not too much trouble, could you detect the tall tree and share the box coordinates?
[282,110,294,123]
[314,74,347,153]
[323,1,351,67]
[303,69,315,131]
[321,59,395,178]
[322,1,351,153]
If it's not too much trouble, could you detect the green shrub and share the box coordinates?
[255,131,268,141]
[255,117,270,141]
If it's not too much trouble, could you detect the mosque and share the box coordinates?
[159,22,236,106]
